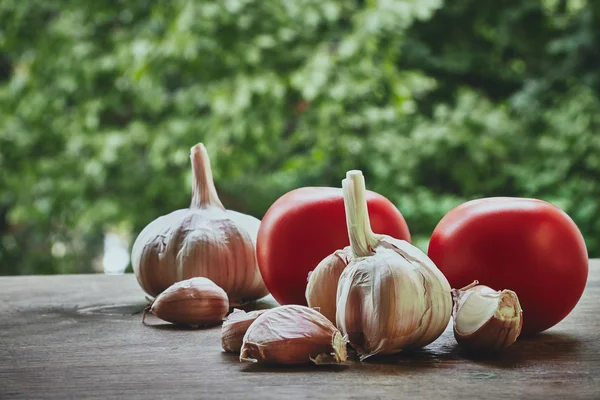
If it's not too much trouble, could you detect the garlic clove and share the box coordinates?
[335,171,452,360]
[143,277,229,327]
[452,283,523,351]
[131,143,268,304]
[305,248,351,323]
[221,309,268,353]
[240,305,347,365]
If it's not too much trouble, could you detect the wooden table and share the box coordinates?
[1,262,599,400]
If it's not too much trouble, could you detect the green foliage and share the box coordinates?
[1,0,598,274]
[399,0,600,252]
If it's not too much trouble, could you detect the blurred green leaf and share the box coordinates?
[1,0,599,274]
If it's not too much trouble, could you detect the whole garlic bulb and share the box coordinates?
[336,171,452,360]
[131,143,268,304]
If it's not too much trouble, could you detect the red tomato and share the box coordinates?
[428,197,588,336]
[257,187,411,306]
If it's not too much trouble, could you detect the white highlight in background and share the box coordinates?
[103,232,130,275]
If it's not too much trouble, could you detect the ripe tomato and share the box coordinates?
[257,187,411,306]
[428,197,588,336]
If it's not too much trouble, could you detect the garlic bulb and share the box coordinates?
[240,305,347,365]
[142,277,229,326]
[305,248,351,323]
[452,282,523,351]
[335,170,452,360]
[221,309,268,353]
[131,143,268,304]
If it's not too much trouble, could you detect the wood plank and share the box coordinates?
[1,261,599,400]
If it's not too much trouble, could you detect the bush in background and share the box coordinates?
[1,0,598,274]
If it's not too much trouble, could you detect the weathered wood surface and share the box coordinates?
[1,262,599,400]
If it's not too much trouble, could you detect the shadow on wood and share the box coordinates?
[76,302,149,316]
[140,317,223,330]
[458,331,583,368]
[240,362,349,373]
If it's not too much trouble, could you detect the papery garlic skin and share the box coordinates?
[335,171,452,360]
[146,277,229,326]
[240,305,347,365]
[452,283,523,351]
[305,248,351,323]
[221,309,268,353]
[131,144,268,304]
[337,239,453,357]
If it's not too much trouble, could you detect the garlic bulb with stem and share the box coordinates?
[336,170,452,360]
[305,248,351,323]
[452,281,523,351]
[131,143,268,305]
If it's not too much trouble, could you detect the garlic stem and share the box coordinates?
[190,143,225,209]
[456,280,480,293]
[342,170,378,258]
[141,304,152,325]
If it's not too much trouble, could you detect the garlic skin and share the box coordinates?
[143,277,229,326]
[221,309,268,353]
[131,143,268,304]
[240,305,347,365]
[335,171,452,360]
[305,248,351,323]
[452,282,523,351]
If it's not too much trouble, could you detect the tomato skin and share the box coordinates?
[257,187,411,306]
[428,197,588,336]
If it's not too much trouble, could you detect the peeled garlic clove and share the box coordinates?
[143,277,229,326]
[240,305,347,365]
[335,171,452,360]
[452,283,523,351]
[131,143,268,305]
[221,309,268,353]
[305,248,351,323]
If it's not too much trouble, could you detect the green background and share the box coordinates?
[1,0,599,275]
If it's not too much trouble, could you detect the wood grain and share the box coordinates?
[1,262,599,400]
